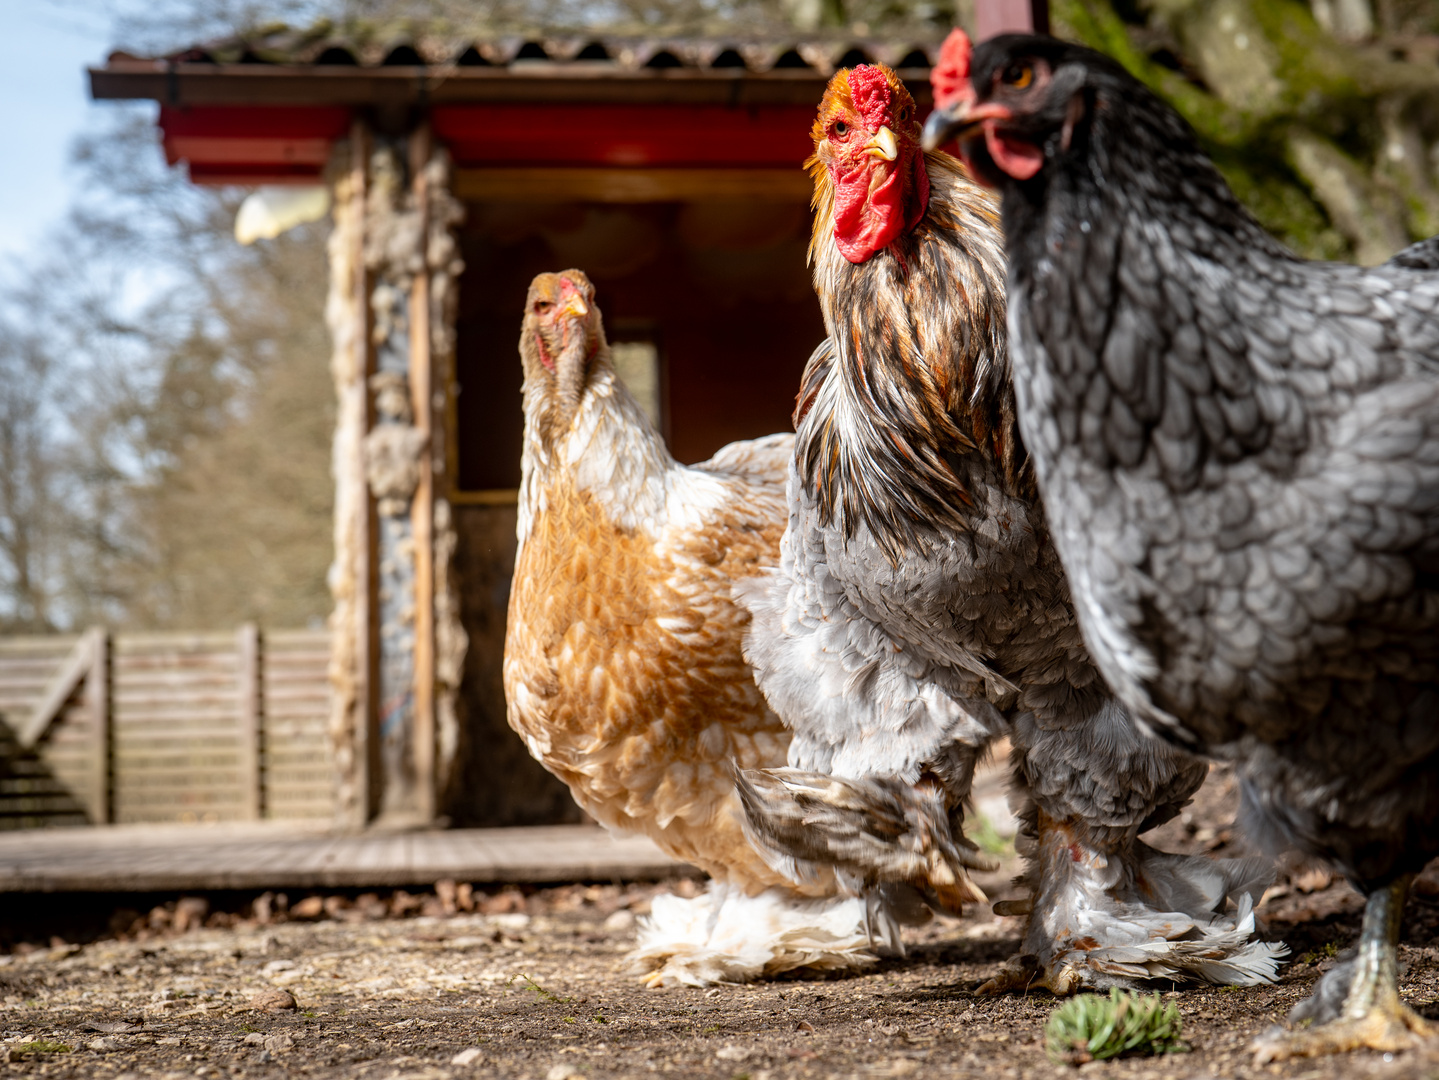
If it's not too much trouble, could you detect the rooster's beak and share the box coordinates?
[558,293,589,320]
[922,100,1011,151]
[865,126,899,162]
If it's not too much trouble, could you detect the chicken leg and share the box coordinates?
[976,811,1283,995]
[1253,876,1433,1062]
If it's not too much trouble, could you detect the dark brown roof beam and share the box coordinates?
[88,62,887,108]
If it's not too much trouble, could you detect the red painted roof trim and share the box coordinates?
[431,103,817,169]
[159,105,352,182]
[158,102,830,183]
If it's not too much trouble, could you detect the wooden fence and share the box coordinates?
[0,628,332,829]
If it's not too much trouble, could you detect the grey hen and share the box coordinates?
[737,62,1283,994]
[925,29,1439,1058]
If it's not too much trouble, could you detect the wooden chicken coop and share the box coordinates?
[85,18,1018,829]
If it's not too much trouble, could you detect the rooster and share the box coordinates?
[504,269,914,987]
[924,29,1439,1057]
[738,63,1283,993]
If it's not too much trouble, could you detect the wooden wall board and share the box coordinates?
[0,628,334,827]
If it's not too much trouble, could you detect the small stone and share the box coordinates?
[451,1047,483,1065]
[546,1066,579,1080]
[86,1037,121,1052]
[796,1020,815,1033]
[263,1033,294,1054]
[715,1044,751,1061]
[289,896,325,920]
[250,988,297,1012]
[172,896,210,933]
[242,1033,265,1046]
[261,960,296,977]
[602,909,635,933]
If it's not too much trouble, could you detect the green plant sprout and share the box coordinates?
[1044,988,1188,1065]
[515,973,572,1004]
[12,1042,72,1055]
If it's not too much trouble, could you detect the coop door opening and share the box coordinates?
[610,340,662,433]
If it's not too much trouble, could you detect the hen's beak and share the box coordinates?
[922,100,1011,151]
[864,126,898,162]
[558,293,589,320]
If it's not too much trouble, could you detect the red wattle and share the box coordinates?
[833,163,905,263]
[984,122,1044,180]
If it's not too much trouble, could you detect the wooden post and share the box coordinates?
[409,122,437,825]
[237,623,263,821]
[354,117,380,827]
[86,628,110,825]
[974,0,1049,38]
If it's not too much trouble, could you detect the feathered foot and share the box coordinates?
[978,813,1286,995]
[627,881,913,988]
[734,767,997,911]
[1253,877,1433,1062]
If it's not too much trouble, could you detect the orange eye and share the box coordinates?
[834,120,849,136]
[1002,62,1034,88]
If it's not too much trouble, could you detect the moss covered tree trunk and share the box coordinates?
[1053,0,1439,263]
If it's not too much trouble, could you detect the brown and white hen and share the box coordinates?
[504,269,911,986]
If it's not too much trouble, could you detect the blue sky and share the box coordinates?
[0,2,135,264]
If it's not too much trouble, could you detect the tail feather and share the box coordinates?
[736,767,997,910]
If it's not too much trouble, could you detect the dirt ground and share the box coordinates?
[4,767,1439,1080]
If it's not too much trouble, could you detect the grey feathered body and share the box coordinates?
[743,154,1218,905]
[998,47,1439,892]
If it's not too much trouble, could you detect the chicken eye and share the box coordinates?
[1002,62,1034,89]
[834,120,849,137]
[897,107,910,122]
[535,300,553,314]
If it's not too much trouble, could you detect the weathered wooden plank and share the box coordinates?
[266,630,330,645]
[17,630,95,750]
[266,652,328,664]
[236,623,263,822]
[264,686,326,700]
[0,824,687,891]
[266,755,329,770]
[113,673,239,690]
[113,632,237,651]
[114,777,247,791]
[112,753,243,770]
[113,713,243,729]
[0,636,84,655]
[87,630,111,824]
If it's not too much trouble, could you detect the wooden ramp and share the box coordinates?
[0,824,689,893]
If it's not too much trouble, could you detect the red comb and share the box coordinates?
[931,28,973,112]
[848,65,896,131]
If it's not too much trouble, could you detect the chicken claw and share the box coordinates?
[1253,877,1434,1062]
[975,953,1083,996]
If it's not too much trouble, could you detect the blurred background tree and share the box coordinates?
[1054,0,1439,263]
[1,0,1434,632]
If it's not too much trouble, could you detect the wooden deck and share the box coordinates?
[0,823,689,893]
